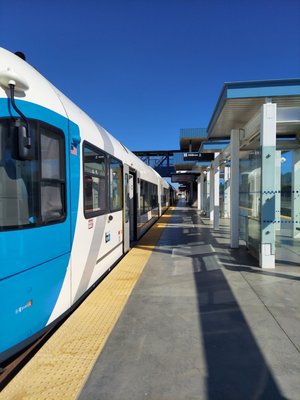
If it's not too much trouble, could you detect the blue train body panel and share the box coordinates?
[0,99,81,357]
[0,223,71,280]
[0,253,70,353]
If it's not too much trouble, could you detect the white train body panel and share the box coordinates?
[0,48,67,117]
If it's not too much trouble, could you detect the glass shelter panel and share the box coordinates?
[276,144,300,265]
[281,150,292,219]
[239,150,261,256]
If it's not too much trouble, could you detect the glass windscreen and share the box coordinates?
[0,119,65,230]
[0,120,38,229]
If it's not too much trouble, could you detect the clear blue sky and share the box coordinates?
[1,0,300,152]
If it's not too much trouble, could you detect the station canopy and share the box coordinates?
[207,79,300,140]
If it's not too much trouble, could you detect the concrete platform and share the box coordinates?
[79,200,300,400]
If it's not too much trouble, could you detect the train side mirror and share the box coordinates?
[16,125,34,160]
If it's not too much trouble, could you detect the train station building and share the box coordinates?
[173,79,300,269]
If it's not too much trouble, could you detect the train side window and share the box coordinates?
[140,179,145,214]
[40,129,65,223]
[124,173,129,223]
[144,181,150,212]
[139,179,158,215]
[109,157,122,212]
[151,184,158,208]
[83,145,107,217]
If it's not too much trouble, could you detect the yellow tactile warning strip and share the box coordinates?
[0,208,174,400]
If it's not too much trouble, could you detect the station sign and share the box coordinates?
[183,152,214,161]
[171,174,197,183]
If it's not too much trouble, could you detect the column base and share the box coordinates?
[259,244,275,268]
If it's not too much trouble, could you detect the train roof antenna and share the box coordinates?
[15,51,26,61]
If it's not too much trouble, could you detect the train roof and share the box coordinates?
[0,48,166,185]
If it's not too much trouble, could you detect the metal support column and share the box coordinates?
[209,166,214,222]
[260,102,276,268]
[230,130,240,248]
[197,176,202,210]
[213,156,220,230]
[292,148,300,238]
[200,173,205,213]
[206,171,210,215]
[190,182,194,205]
[224,165,230,218]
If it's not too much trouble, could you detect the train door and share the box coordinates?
[129,172,136,240]
[123,165,137,252]
[124,164,130,252]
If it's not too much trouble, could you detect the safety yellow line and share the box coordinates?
[0,208,174,400]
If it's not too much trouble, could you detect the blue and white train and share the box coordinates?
[0,48,173,363]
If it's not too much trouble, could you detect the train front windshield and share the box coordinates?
[0,119,66,231]
[0,119,38,229]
